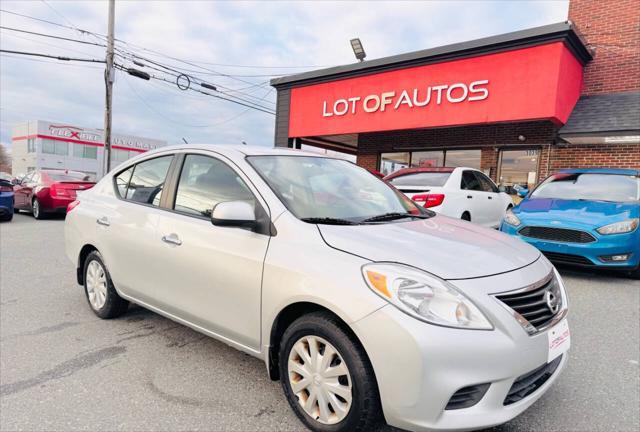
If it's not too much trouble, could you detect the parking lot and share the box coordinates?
[1,214,638,432]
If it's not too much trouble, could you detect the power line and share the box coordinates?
[1,31,102,58]
[0,52,104,69]
[0,25,106,47]
[39,0,106,45]
[0,49,105,63]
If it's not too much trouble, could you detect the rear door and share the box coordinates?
[460,170,490,225]
[95,155,175,301]
[14,172,35,208]
[153,152,270,351]
[473,171,503,227]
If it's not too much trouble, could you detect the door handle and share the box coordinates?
[488,196,493,200]
[161,233,182,246]
[467,195,473,199]
[96,217,110,226]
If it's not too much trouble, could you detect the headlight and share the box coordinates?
[503,210,521,227]
[362,263,493,330]
[596,218,638,235]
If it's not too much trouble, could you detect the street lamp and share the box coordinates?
[350,38,366,62]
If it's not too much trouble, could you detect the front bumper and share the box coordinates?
[351,257,568,431]
[500,223,639,270]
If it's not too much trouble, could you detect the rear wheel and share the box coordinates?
[83,251,129,318]
[279,312,381,432]
[32,198,44,220]
[461,211,471,221]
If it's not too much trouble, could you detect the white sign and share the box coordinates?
[322,80,490,117]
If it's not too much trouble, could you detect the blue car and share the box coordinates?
[501,168,639,278]
[0,178,14,222]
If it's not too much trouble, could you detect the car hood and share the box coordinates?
[318,215,540,280]
[514,198,639,227]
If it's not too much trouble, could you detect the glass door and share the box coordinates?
[498,149,540,199]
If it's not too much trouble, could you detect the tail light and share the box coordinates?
[0,185,12,192]
[67,200,80,213]
[412,193,445,208]
[50,183,69,197]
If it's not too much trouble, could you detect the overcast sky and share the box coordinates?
[0,0,569,152]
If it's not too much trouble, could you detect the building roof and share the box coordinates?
[558,92,640,136]
[271,21,591,89]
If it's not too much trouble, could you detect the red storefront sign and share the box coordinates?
[289,42,583,137]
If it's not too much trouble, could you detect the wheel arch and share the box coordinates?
[267,301,372,382]
[76,244,99,285]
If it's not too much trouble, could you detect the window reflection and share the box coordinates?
[125,156,172,206]
[174,155,255,218]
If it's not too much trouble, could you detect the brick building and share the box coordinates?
[270,0,639,192]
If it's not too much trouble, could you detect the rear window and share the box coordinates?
[388,172,451,187]
[45,171,92,182]
[531,173,640,202]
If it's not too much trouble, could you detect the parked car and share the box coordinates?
[66,145,570,432]
[0,171,12,182]
[14,169,95,219]
[501,168,639,279]
[0,178,14,221]
[384,167,514,228]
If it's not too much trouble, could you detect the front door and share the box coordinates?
[154,153,270,351]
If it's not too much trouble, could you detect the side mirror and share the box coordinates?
[211,201,257,228]
[518,189,529,198]
[498,185,506,193]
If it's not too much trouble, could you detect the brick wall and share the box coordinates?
[544,143,640,176]
[356,154,378,171]
[569,0,640,94]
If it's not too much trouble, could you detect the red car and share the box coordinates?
[13,170,95,219]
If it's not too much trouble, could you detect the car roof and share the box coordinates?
[556,168,639,176]
[147,144,331,158]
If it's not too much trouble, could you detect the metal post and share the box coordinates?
[102,0,115,177]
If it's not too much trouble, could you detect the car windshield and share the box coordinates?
[45,171,92,182]
[388,172,451,187]
[530,173,640,202]
[247,155,427,223]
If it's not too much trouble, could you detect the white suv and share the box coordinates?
[385,167,514,228]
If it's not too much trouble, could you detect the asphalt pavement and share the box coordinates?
[1,214,638,432]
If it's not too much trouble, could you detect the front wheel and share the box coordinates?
[83,251,129,318]
[628,266,640,280]
[279,312,381,432]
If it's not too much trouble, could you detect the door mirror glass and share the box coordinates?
[518,189,529,198]
[211,201,256,228]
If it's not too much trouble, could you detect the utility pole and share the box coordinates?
[102,0,115,177]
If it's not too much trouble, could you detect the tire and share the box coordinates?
[32,198,44,220]
[83,251,129,319]
[1,213,13,222]
[279,312,381,432]
[628,266,640,280]
[461,211,471,221]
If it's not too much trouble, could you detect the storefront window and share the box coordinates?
[27,138,36,153]
[445,149,481,169]
[42,139,67,156]
[73,144,98,159]
[411,151,444,168]
[498,149,539,192]
[380,152,409,176]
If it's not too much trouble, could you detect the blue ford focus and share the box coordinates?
[501,168,639,278]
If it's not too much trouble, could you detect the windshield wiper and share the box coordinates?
[300,217,359,225]
[361,212,431,223]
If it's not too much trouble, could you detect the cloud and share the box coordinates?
[0,0,568,149]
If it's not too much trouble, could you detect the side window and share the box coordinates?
[474,172,498,193]
[125,156,173,206]
[174,154,255,219]
[461,171,482,191]
[114,166,134,198]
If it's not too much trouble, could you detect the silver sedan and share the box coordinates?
[65,145,570,432]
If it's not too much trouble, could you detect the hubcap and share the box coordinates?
[33,200,39,217]
[288,335,352,425]
[86,260,107,310]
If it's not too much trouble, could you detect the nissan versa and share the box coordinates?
[65,145,570,432]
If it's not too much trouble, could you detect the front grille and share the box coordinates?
[543,251,594,266]
[445,383,490,410]
[518,226,596,243]
[504,355,563,405]
[495,274,562,332]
